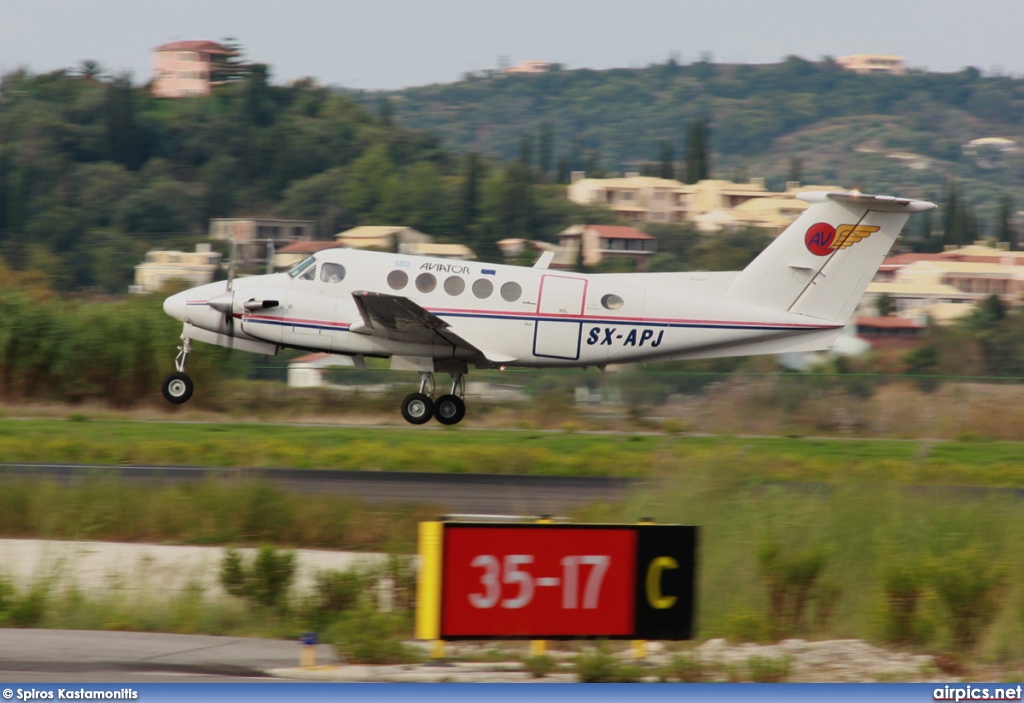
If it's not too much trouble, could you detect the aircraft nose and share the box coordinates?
[163,291,188,322]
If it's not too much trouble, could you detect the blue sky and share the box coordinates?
[3,0,1023,90]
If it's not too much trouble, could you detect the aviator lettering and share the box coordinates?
[419,263,470,274]
[586,327,663,347]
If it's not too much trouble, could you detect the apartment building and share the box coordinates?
[836,54,907,75]
[151,40,236,98]
[556,224,656,268]
[131,244,222,293]
[567,175,837,233]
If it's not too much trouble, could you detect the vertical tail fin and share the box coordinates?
[724,192,935,323]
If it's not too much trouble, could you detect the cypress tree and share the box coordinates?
[685,119,710,184]
[458,152,482,239]
[538,122,554,182]
[996,194,1018,250]
[659,140,675,180]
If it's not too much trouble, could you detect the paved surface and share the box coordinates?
[0,630,565,683]
[0,629,326,678]
[0,463,637,514]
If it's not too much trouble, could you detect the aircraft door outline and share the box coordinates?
[533,275,588,360]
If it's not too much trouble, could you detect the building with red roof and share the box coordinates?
[152,40,237,98]
[556,224,657,269]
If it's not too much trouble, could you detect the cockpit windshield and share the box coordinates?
[287,255,316,279]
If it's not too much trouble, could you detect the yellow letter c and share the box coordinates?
[645,556,679,609]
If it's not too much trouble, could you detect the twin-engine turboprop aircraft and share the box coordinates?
[162,191,934,424]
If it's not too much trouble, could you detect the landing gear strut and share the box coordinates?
[162,336,194,404]
[400,372,466,425]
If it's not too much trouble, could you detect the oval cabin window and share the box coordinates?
[387,270,409,290]
[416,273,437,293]
[601,294,624,310]
[500,282,522,302]
[472,279,494,299]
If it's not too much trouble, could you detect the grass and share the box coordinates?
[2,413,1024,668]
[0,477,434,551]
[2,418,1024,486]
[581,467,1024,662]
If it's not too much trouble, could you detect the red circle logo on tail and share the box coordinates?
[805,222,836,256]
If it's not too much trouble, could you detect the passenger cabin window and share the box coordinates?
[444,276,465,295]
[387,269,409,290]
[500,282,522,302]
[472,279,494,299]
[288,255,316,279]
[320,263,346,283]
[416,273,437,293]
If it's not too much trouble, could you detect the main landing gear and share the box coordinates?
[161,337,194,405]
[401,372,466,426]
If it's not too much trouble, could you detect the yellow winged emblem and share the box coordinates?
[831,224,879,250]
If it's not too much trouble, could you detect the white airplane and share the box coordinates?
[162,191,934,424]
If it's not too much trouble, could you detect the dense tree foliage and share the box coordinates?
[0,68,606,293]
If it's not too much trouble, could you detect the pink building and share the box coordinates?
[151,40,236,98]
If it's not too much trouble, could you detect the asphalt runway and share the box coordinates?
[0,463,638,515]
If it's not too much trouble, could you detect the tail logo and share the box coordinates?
[805,223,880,256]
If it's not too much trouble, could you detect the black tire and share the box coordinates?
[401,392,434,425]
[433,394,466,425]
[162,372,194,404]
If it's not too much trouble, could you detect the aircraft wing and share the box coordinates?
[351,290,483,354]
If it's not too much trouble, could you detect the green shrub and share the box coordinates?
[746,654,792,682]
[0,577,15,625]
[757,541,830,638]
[662,652,707,682]
[933,546,1005,651]
[523,654,558,678]
[329,606,421,665]
[720,607,770,643]
[300,566,371,631]
[880,557,928,645]
[3,582,50,628]
[220,545,296,611]
[574,644,644,683]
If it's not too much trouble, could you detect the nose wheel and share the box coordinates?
[162,372,194,404]
[162,335,195,405]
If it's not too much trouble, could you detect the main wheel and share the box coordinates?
[162,372,194,404]
[433,394,466,425]
[401,392,434,425]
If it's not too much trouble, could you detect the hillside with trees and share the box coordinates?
[365,57,1024,235]
[0,65,611,294]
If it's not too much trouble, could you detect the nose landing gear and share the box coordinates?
[400,372,466,425]
[161,336,194,405]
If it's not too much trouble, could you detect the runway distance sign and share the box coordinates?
[415,522,697,641]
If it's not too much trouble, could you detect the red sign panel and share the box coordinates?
[441,526,637,637]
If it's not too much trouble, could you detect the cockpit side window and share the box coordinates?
[288,255,316,279]
[300,265,316,281]
[320,263,346,283]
